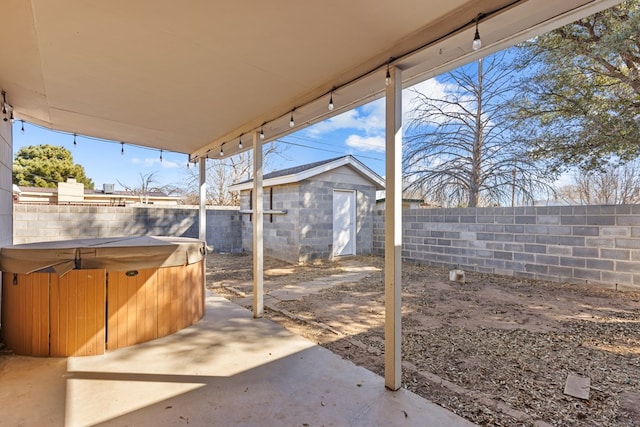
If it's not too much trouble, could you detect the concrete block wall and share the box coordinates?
[205,207,243,253]
[299,180,375,261]
[240,180,376,264]
[356,186,375,255]
[298,180,336,261]
[373,205,640,290]
[12,205,242,252]
[240,184,301,262]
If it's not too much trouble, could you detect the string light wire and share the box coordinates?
[7,7,498,164]
[16,120,181,160]
[196,7,500,161]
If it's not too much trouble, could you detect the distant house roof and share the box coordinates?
[17,186,57,193]
[228,155,385,192]
[84,188,170,197]
[17,186,169,198]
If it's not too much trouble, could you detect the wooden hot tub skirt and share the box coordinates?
[1,261,204,357]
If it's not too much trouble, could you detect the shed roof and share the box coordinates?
[228,155,385,191]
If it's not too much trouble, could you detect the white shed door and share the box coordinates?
[333,190,356,257]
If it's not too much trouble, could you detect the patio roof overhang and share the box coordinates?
[0,0,623,161]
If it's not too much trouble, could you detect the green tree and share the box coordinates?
[512,0,640,172]
[13,144,94,189]
[403,52,552,207]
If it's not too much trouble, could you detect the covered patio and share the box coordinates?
[0,0,624,423]
[0,292,474,426]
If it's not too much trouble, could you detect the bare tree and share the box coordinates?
[557,161,640,205]
[181,142,284,206]
[403,51,554,207]
[118,172,167,204]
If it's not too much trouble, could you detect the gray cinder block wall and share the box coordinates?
[241,183,301,262]
[12,205,242,252]
[205,207,243,252]
[298,180,374,261]
[373,205,640,290]
[240,180,376,264]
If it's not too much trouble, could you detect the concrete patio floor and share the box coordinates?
[0,292,476,427]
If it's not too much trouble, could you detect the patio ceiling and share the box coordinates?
[0,0,622,160]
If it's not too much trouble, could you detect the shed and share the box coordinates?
[229,156,384,264]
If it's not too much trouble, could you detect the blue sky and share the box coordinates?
[12,78,452,191]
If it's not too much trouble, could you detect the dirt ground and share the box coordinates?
[206,253,640,427]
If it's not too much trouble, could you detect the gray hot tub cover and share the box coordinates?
[0,236,206,276]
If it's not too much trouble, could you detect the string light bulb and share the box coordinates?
[121,142,124,155]
[220,143,224,157]
[1,91,6,118]
[260,124,265,140]
[20,120,24,134]
[328,92,334,111]
[289,110,295,128]
[73,133,77,146]
[238,134,243,149]
[159,149,163,162]
[472,15,482,51]
[9,111,14,123]
[385,63,392,86]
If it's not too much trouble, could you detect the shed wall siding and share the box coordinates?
[313,165,378,187]
[299,179,375,261]
[240,183,301,263]
[239,176,377,263]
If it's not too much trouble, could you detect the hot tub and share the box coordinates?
[0,236,206,357]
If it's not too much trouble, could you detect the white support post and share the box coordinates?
[384,65,402,391]
[252,131,264,318]
[199,158,207,246]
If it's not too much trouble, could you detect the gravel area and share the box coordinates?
[208,253,640,426]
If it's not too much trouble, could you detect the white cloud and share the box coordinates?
[344,135,385,152]
[306,77,458,138]
[161,159,181,169]
[554,170,574,187]
[299,77,471,156]
[306,102,385,136]
[130,157,181,169]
